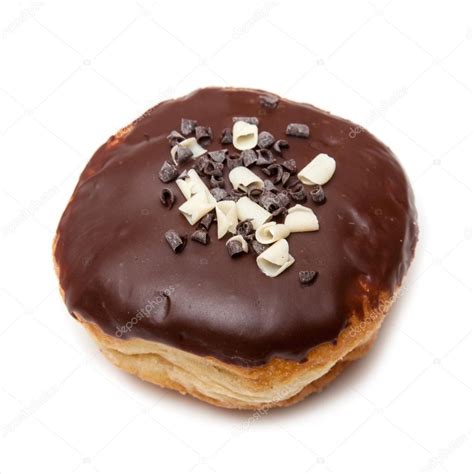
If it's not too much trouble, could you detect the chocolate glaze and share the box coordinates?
[54,88,418,367]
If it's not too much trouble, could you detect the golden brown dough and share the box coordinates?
[68,291,395,410]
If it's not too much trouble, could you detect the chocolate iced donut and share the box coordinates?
[54,87,417,409]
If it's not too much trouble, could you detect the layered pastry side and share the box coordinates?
[54,87,418,409]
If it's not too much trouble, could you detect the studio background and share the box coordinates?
[0,1,472,473]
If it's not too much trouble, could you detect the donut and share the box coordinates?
[53,87,418,409]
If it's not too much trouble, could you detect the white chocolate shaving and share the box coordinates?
[171,137,207,164]
[232,120,258,150]
[226,235,249,253]
[216,200,238,239]
[255,222,291,244]
[228,166,264,193]
[178,191,215,225]
[177,170,216,225]
[284,204,319,232]
[236,196,271,230]
[297,153,336,185]
[176,169,212,200]
[256,239,295,277]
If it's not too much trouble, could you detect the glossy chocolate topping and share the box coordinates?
[55,88,418,366]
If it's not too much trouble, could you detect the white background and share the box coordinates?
[0,0,473,473]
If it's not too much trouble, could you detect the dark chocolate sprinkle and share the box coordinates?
[181,118,197,136]
[175,144,193,164]
[263,179,278,193]
[160,188,175,209]
[220,127,233,145]
[281,171,291,187]
[226,239,245,257]
[191,229,209,245]
[273,139,289,154]
[232,116,259,125]
[195,125,213,145]
[167,130,185,146]
[263,164,284,184]
[210,175,225,188]
[236,219,255,241]
[259,192,281,212]
[286,123,310,138]
[247,183,263,200]
[208,149,228,163]
[210,187,228,202]
[159,161,179,183]
[164,229,186,253]
[241,149,257,167]
[250,239,268,256]
[199,212,215,230]
[194,156,223,177]
[271,206,288,219]
[310,184,326,205]
[289,183,307,202]
[226,154,243,171]
[228,189,246,202]
[299,270,318,285]
[284,175,300,189]
[281,159,297,174]
[257,131,275,149]
[255,149,274,166]
[193,156,208,176]
[276,191,291,208]
[259,93,279,109]
[203,160,224,177]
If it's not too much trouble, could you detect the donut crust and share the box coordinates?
[67,291,394,410]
